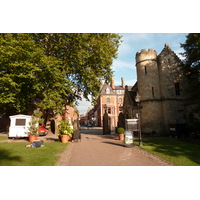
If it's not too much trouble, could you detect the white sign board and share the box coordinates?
[124,131,134,147]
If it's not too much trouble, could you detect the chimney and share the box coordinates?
[111,77,115,89]
[121,77,125,88]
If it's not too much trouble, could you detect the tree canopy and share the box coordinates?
[0,33,121,115]
[181,33,200,112]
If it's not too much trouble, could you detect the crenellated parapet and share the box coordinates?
[136,48,157,65]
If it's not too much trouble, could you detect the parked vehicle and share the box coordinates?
[38,124,48,136]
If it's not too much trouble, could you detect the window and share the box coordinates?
[119,97,122,104]
[106,88,110,94]
[108,107,111,114]
[144,66,147,74]
[112,107,115,114]
[15,119,26,126]
[175,82,180,95]
[117,90,122,94]
[106,97,110,103]
[152,87,155,97]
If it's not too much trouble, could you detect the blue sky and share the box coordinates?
[77,33,188,114]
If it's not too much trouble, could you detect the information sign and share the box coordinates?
[124,131,134,147]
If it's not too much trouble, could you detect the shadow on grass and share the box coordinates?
[0,148,22,165]
[142,139,200,165]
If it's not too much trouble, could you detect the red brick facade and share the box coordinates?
[94,77,130,129]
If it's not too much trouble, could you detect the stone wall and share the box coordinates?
[135,44,188,134]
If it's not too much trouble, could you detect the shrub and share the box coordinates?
[58,120,74,137]
[117,127,125,134]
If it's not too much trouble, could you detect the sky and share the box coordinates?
[77,33,188,114]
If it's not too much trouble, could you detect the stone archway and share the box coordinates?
[50,119,55,134]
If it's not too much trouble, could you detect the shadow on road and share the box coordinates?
[102,141,125,147]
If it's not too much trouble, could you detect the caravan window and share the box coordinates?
[15,119,26,126]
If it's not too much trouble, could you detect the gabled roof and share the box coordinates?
[124,85,138,107]
[131,82,138,90]
[101,83,115,95]
[114,85,125,90]
[158,43,182,63]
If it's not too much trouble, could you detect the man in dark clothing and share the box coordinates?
[32,140,44,148]
[26,140,44,148]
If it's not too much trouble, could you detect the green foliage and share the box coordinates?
[181,33,200,134]
[0,33,121,115]
[25,108,44,135]
[181,33,200,111]
[117,127,125,134]
[0,141,68,166]
[58,120,74,136]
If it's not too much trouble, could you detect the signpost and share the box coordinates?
[124,131,134,147]
[124,119,138,147]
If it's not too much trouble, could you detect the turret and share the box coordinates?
[135,48,163,134]
[136,49,157,65]
[135,48,161,100]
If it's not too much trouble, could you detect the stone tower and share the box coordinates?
[136,48,163,133]
[135,44,188,134]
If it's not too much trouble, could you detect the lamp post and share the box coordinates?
[135,92,143,146]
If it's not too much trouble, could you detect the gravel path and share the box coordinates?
[56,128,173,166]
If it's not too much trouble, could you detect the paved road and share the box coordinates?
[56,128,173,166]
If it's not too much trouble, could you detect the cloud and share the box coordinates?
[174,49,186,61]
[77,96,92,114]
[121,33,153,42]
[112,59,136,71]
[118,33,153,56]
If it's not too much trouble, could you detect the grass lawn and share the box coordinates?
[0,136,8,141]
[136,138,200,166]
[0,141,68,166]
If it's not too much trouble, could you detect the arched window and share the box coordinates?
[106,97,110,103]
[106,88,110,94]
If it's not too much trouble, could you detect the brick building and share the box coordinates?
[94,77,132,128]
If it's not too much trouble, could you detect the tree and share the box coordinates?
[181,33,200,112]
[0,33,121,115]
[181,33,200,136]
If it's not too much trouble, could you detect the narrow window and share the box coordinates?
[152,87,155,97]
[144,66,147,74]
[119,97,122,104]
[112,107,115,114]
[175,82,180,95]
[106,97,110,103]
[108,107,111,114]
